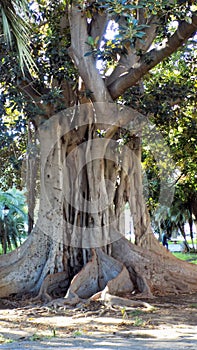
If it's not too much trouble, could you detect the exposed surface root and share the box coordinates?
[46,290,153,312]
[32,271,69,302]
[64,248,134,300]
[100,289,153,311]
[44,248,150,310]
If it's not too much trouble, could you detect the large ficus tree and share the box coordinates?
[0,0,197,302]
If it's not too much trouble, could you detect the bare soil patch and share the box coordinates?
[0,293,197,348]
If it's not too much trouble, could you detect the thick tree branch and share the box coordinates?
[68,6,112,103]
[18,78,42,101]
[18,78,55,126]
[108,15,197,100]
[89,11,108,48]
[106,15,159,87]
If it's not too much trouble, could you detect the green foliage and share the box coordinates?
[0,111,27,190]
[61,1,197,73]
[0,0,36,72]
[30,0,76,84]
[154,201,190,236]
[1,0,196,119]
[72,329,84,337]
[138,47,197,229]
[133,316,146,327]
[0,188,28,254]
[93,0,178,17]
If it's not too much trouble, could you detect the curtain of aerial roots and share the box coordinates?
[38,109,148,282]
[26,122,39,234]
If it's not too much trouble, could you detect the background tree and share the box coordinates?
[141,45,197,247]
[0,188,28,254]
[0,111,27,190]
[0,0,197,302]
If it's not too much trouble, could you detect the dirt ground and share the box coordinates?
[0,293,197,349]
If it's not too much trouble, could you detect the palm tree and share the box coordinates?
[0,0,35,72]
[154,201,193,252]
[0,188,28,254]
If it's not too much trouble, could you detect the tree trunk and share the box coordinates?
[26,121,39,234]
[1,105,197,301]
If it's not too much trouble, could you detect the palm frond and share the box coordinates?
[0,0,36,73]
[1,7,12,44]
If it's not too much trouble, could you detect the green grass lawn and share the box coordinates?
[169,238,196,245]
[172,252,197,264]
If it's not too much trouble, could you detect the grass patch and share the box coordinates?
[172,252,197,264]
[129,309,146,317]
[72,329,84,337]
[30,334,44,341]
[189,303,197,308]
[29,328,57,341]
[133,317,146,327]
[0,334,14,344]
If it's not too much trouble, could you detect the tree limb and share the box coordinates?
[18,78,54,126]
[106,15,159,87]
[89,11,108,48]
[68,6,112,103]
[108,14,197,99]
